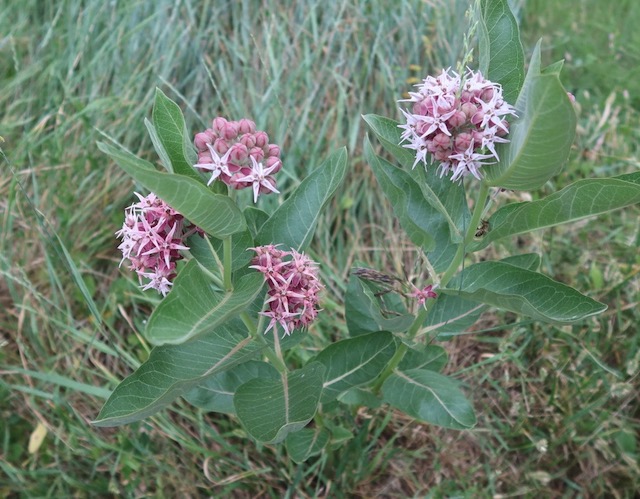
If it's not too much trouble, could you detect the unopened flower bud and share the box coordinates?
[212,117,228,134]
[213,138,229,155]
[254,131,269,148]
[222,122,239,140]
[238,118,256,134]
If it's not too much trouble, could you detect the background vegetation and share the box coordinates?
[1,0,638,496]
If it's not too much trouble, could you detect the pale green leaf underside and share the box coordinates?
[313,331,396,403]
[365,137,437,251]
[257,148,347,251]
[145,260,265,345]
[443,261,606,323]
[234,362,325,444]
[423,253,541,336]
[184,360,278,414]
[152,88,201,181]
[485,43,576,190]
[382,369,476,429]
[93,321,262,427]
[473,173,640,250]
[285,428,330,464]
[478,0,525,104]
[363,114,465,242]
[98,141,245,238]
[399,345,448,372]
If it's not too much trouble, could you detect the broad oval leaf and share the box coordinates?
[146,260,265,345]
[98,141,245,238]
[484,43,577,190]
[93,320,262,427]
[423,253,541,337]
[382,369,476,429]
[313,331,396,403]
[337,387,382,409]
[443,261,607,323]
[256,148,347,251]
[365,136,443,253]
[478,0,525,104]
[473,173,640,250]
[398,345,448,372]
[234,362,325,444]
[184,360,278,414]
[285,427,330,464]
[363,114,468,242]
[152,88,201,181]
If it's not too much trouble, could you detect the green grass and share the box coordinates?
[2,0,639,496]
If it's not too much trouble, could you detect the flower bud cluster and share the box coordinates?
[399,68,517,181]
[116,192,197,296]
[194,118,282,202]
[250,245,323,336]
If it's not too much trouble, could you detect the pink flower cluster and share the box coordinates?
[116,193,198,296]
[250,245,323,337]
[399,68,517,181]
[410,284,438,307]
[194,117,282,202]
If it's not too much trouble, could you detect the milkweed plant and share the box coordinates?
[95,0,640,463]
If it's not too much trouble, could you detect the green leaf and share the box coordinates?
[184,360,278,415]
[484,42,577,190]
[234,362,325,444]
[144,118,172,173]
[145,260,265,345]
[256,148,347,251]
[382,369,476,429]
[152,88,201,181]
[313,332,396,403]
[285,428,330,464]
[365,137,439,251]
[478,0,526,104]
[337,387,382,408]
[443,261,607,323]
[185,234,220,274]
[244,206,269,238]
[364,142,457,270]
[363,114,468,242]
[344,275,414,336]
[93,320,262,427]
[399,345,448,372]
[423,253,541,337]
[98,141,245,238]
[472,173,640,250]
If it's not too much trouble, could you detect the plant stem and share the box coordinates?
[271,328,288,373]
[439,180,490,288]
[372,181,491,393]
[241,311,288,374]
[372,341,408,395]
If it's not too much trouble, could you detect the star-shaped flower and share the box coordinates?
[237,156,281,203]
[193,143,233,186]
